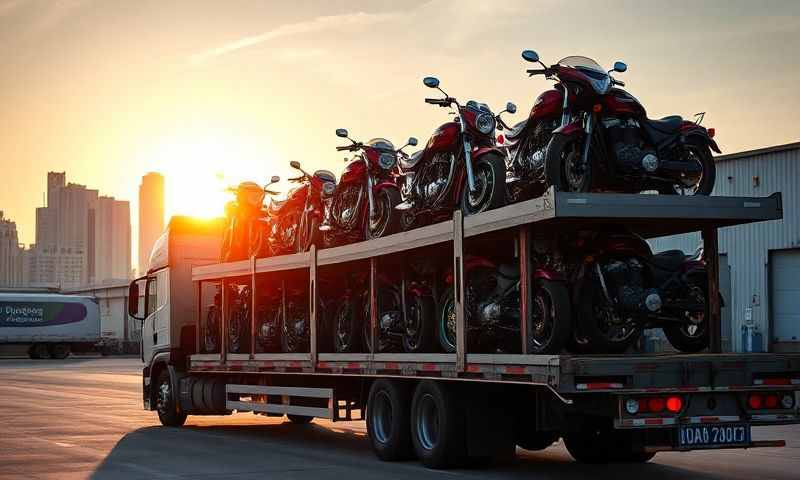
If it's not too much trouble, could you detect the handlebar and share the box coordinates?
[288,175,305,183]
[526,68,549,76]
[613,78,626,87]
[335,146,350,151]
[425,97,452,107]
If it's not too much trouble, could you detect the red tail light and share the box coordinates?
[748,394,763,409]
[647,398,665,413]
[764,395,779,409]
[666,396,683,413]
[707,127,715,138]
[497,134,505,144]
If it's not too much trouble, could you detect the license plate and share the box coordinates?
[678,423,751,449]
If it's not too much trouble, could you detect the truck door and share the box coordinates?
[142,268,170,362]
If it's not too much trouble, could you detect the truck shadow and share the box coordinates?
[91,420,723,480]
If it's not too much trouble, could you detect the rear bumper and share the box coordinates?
[646,439,785,453]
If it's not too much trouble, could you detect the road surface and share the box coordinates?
[0,357,797,480]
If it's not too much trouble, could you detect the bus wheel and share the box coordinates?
[367,379,414,461]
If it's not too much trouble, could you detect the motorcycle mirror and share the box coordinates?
[270,175,280,184]
[335,128,348,138]
[289,160,301,169]
[506,102,517,114]
[423,76,440,88]
[408,137,418,147]
[613,61,627,73]
[521,50,540,63]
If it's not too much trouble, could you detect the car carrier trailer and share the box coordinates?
[130,189,799,468]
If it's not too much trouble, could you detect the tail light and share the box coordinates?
[496,134,505,144]
[647,398,665,413]
[707,127,715,138]
[666,396,683,413]
[624,395,683,415]
[748,392,794,410]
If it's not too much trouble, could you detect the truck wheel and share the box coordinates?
[366,379,414,461]
[287,414,314,424]
[29,343,50,360]
[49,343,70,360]
[563,419,613,464]
[411,380,466,468]
[156,370,187,427]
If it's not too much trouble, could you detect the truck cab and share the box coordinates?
[128,216,223,411]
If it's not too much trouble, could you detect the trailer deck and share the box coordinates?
[189,190,794,399]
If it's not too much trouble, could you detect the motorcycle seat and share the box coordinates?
[505,120,528,141]
[644,115,683,133]
[400,150,424,170]
[497,263,520,279]
[650,249,688,270]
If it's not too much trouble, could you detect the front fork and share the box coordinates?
[463,137,477,192]
[580,113,595,172]
[366,168,376,221]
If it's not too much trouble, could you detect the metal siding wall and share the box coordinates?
[649,147,800,352]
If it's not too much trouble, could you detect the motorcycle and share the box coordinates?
[320,130,415,247]
[565,228,714,353]
[515,50,719,196]
[219,176,280,262]
[268,161,336,254]
[437,256,571,354]
[332,270,436,354]
[395,77,508,229]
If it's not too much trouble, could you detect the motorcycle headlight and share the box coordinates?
[475,112,495,135]
[378,152,396,170]
[322,182,336,197]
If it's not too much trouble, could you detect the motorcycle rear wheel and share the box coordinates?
[333,296,360,353]
[662,283,710,352]
[437,290,457,353]
[657,138,716,196]
[577,279,641,354]
[402,292,436,353]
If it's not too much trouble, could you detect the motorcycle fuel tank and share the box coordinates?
[530,89,563,120]
[604,88,646,117]
[339,158,366,185]
[423,122,460,156]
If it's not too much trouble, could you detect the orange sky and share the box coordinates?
[0,0,798,268]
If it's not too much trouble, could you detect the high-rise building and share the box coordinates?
[28,172,131,288]
[138,172,164,275]
[0,211,25,287]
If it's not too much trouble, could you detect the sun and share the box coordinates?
[144,131,284,220]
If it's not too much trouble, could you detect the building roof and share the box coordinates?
[716,141,800,163]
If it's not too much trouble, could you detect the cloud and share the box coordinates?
[188,11,398,66]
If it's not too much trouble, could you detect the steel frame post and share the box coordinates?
[221,278,228,363]
[702,227,722,353]
[519,225,532,355]
[369,257,378,360]
[309,245,318,370]
[453,210,466,372]
[195,280,201,354]
[250,256,256,360]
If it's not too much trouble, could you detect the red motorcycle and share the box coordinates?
[320,129,414,247]
[513,50,719,196]
[219,176,280,262]
[438,256,571,354]
[395,77,507,229]
[268,161,336,254]
[562,228,714,353]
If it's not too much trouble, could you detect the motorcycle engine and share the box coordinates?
[603,117,659,174]
[601,258,646,311]
[417,153,451,203]
[519,120,557,173]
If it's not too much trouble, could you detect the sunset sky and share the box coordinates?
[1,0,798,266]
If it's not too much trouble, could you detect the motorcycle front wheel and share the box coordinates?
[281,298,309,353]
[577,279,641,354]
[333,296,361,353]
[662,283,710,352]
[527,280,571,354]
[204,306,220,353]
[437,290,457,353]
[366,188,402,240]
[402,291,436,353]
[545,133,593,193]
[460,153,506,216]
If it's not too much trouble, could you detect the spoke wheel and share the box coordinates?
[460,154,506,216]
[437,291,457,353]
[366,188,401,240]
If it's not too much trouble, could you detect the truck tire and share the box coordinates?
[287,414,314,424]
[563,419,613,464]
[366,379,414,461]
[49,343,70,360]
[156,370,187,427]
[411,380,466,468]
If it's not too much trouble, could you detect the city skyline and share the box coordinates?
[1,0,799,249]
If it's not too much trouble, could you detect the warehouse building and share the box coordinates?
[650,142,800,353]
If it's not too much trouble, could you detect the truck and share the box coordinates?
[129,189,800,468]
[0,292,101,359]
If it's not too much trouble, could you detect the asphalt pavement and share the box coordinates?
[0,357,798,480]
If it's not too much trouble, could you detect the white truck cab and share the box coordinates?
[128,216,223,410]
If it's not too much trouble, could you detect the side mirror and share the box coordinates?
[335,128,348,138]
[521,50,540,63]
[408,137,418,147]
[613,61,627,73]
[128,281,141,319]
[270,175,280,184]
[506,102,517,114]
[290,160,301,169]
[423,76,440,88]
